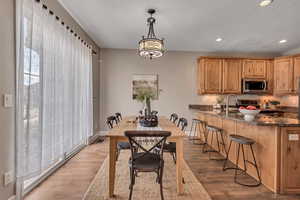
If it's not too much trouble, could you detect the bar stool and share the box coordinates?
[203,125,227,160]
[189,119,207,147]
[223,134,262,187]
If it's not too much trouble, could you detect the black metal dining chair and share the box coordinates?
[151,110,158,116]
[169,113,179,124]
[115,112,122,123]
[159,117,188,164]
[106,116,118,129]
[106,115,130,160]
[177,117,188,131]
[125,130,171,200]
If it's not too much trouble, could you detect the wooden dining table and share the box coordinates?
[106,116,185,197]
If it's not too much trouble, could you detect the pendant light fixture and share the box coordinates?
[138,9,164,59]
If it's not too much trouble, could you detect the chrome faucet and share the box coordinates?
[225,95,236,116]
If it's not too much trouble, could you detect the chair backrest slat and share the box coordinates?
[125,130,171,161]
[151,110,158,116]
[106,116,118,129]
[177,117,188,131]
[115,112,122,122]
[170,113,179,123]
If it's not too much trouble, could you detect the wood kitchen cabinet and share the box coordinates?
[198,58,223,94]
[197,54,300,95]
[280,128,300,194]
[198,57,242,94]
[274,57,294,94]
[242,59,267,78]
[266,60,274,93]
[222,59,242,94]
[293,56,300,93]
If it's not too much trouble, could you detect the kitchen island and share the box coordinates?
[195,109,300,194]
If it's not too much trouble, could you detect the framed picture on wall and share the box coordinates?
[132,74,159,100]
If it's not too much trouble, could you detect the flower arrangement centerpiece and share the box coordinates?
[134,87,161,127]
[135,87,156,117]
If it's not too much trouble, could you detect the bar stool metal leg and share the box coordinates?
[202,125,209,153]
[188,120,195,140]
[223,134,262,187]
[234,144,241,183]
[219,131,228,157]
[206,129,226,161]
[189,119,206,146]
[249,144,262,185]
[234,144,262,187]
[241,144,247,172]
[223,140,232,170]
[193,122,203,145]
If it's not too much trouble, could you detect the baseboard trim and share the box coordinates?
[88,134,102,144]
[8,195,16,200]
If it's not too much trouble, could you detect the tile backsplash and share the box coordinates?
[260,95,298,107]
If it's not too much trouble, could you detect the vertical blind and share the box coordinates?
[17,0,93,180]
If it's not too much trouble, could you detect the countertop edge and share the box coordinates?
[195,110,300,127]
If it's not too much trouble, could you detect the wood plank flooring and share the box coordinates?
[25,139,108,200]
[25,137,300,200]
[184,140,300,200]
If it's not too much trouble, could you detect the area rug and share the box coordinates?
[83,152,212,200]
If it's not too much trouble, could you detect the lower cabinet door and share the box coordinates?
[281,128,300,194]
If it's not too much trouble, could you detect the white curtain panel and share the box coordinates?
[17,0,93,180]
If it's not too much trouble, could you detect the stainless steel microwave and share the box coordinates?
[243,79,268,94]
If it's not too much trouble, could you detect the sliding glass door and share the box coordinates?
[16,0,93,197]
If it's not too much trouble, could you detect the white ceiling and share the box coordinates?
[58,0,300,55]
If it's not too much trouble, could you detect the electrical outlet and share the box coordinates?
[3,171,14,186]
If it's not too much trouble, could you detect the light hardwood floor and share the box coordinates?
[25,138,300,200]
[25,139,108,200]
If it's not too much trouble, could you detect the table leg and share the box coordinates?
[176,138,184,194]
[108,137,117,197]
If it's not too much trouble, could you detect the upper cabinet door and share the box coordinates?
[254,60,267,78]
[243,60,254,78]
[222,59,242,94]
[266,60,274,94]
[293,56,300,93]
[274,57,294,94]
[199,58,223,94]
[243,60,267,78]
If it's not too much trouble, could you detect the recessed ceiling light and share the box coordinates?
[259,0,273,7]
[279,39,287,44]
[216,38,223,42]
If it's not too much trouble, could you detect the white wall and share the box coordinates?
[0,0,16,199]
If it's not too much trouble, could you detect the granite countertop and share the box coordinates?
[196,110,300,127]
[189,104,299,113]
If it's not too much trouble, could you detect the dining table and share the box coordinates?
[106,116,185,197]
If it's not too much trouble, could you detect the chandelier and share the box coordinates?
[138,9,164,59]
